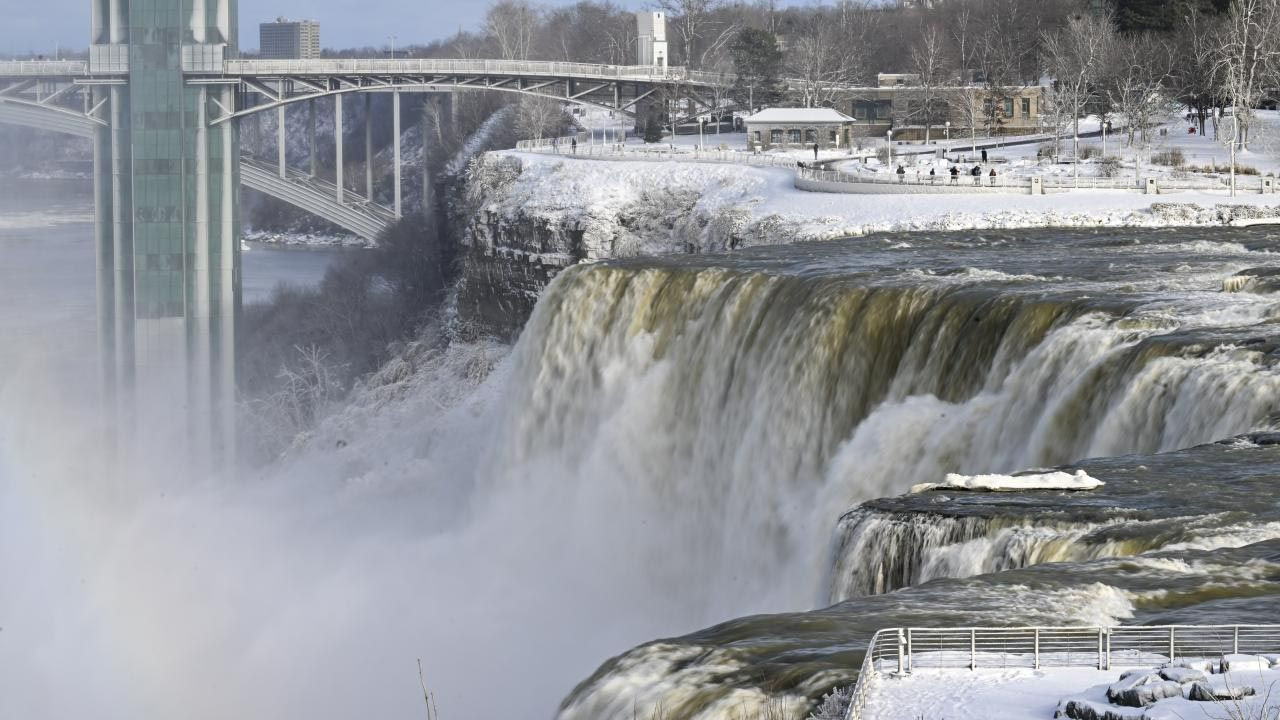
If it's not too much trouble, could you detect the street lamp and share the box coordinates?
[886,128,894,166]
[945,121,951,142]
[387,34,398,60]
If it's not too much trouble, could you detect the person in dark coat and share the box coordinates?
[813,142,819,160]
[981,148,988,163]
[897,165,907,182]
[971,165,982,185]
[988,167,997,185]
[950,166,960,184]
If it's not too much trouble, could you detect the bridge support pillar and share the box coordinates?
[92,0,240,471]
[335,95,344,203]
[277,105,286,178]
[308,98,317,177]
[365,93,373,202]
[421,96,433,219]
[393,90,401,218]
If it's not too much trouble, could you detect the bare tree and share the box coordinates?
[1170,6,1225,138]
[909,25,949,144]
[787,11,854,108]
[1106,33,1178,184]
[1041,12,1117,182]
[515,95,570,141]
[486,0,540,61]
[656,0,725,69]
[1212,0,1280,194]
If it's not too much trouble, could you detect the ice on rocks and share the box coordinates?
[1187,681,1256,701]
[1058,697,1148,720]
[1157,667,1207,684]
[1222,654,1271,672]
[911,469,1104,494]
[1106,674,1183,707]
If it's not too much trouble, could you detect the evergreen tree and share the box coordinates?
[729,28,786,112]
[1108,0,1229,33]
[643,119,664,143]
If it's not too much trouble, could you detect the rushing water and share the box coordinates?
[4,188,1280,720]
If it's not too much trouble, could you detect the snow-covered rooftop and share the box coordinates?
[745,108,855,124]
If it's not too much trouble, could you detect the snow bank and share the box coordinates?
[910,469,1104,494]
[476,151,1280,259]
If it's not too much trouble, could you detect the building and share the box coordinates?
[259,18,320,59]
[637,12,668,69]
[846,84,1046,141]
[745,108,857,150]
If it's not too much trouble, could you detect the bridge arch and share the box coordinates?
[211,81,640,127]
[0,99,393,239]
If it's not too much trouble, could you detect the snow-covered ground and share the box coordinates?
[863,655,1280,720]
[494,150,1280,252]
[836,112,1280,184]
[495,109,1280,249]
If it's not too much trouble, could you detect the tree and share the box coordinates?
[486,1,540,61]
[642,118,664,143]
[786,9,864,108]
[1041,12,1117,182]
[1105,33,1178,183]
[729,27,784,112]
[908,26,949,144]
[1212,0,1280,194]
[1171,6,1226,137]
[515,95,569,141]
[1108,0,1230,32]
[656,0,725,69]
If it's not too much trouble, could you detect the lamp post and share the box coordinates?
[886,128,893,166]
[945,121,951,142]
[387,34,397,60]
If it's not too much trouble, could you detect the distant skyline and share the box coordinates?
[4,0,661,56]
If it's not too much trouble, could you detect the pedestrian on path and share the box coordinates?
[897,165,906,182]
[571,137,578,154]
[813,142,819,160]
[988,167,997,186]
[950,166,959,184]
[929,167,937,184]
[981,148,988,163]
[971,165,982,185]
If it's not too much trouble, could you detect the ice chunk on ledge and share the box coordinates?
[910,469,1104,494]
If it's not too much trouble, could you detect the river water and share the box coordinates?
[3,182,1280,720]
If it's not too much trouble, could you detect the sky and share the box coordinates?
[1,0,661,56]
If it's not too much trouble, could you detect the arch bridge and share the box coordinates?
[0,20,734,465]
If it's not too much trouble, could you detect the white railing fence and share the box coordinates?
[799,166,1243,194]
[0,60,91,76]
[845,625,1280,720]
[515,134,802,169]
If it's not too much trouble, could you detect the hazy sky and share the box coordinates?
[3,0,661,55]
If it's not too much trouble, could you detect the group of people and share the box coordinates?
[896,162,1000,186]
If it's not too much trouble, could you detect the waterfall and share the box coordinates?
[475,261,1280,621]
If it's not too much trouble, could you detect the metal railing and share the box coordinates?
[0,60,92,76]
[846,625,1280,720]
[223,58,731,86]
[515,135,808,169]
[799,166,1238,194]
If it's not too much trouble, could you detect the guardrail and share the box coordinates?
[224,59,731,86]
[0,60,91,76]
[515,134,804,169]
[846,625,1280,720]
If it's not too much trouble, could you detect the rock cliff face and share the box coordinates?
[453,153,756,337]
